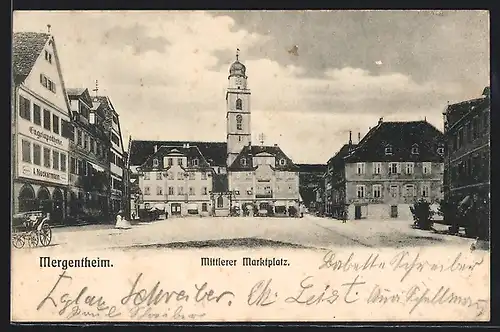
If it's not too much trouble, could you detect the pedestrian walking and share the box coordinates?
[342,209,347,223]
[115,210,131,229]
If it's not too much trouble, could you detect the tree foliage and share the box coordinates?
[410,199,434,230]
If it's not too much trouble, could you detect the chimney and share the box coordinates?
[274,143,278,147]
[378,117,383,125]
[248,141,251,146]
[154,145,158,153]
[358,132,361,143]
[348,131,352,145]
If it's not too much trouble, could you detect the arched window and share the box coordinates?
[217,195,224,208]
[153,158,159,167]
[236,98,242,110]
[240,158,247,166]
[236,114,243,130]
[37,187,51,214]
[18,184,36,212]
[279,158,286,166]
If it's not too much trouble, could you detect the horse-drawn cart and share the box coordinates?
[12,211,52,249]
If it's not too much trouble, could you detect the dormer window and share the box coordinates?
[411,144,419,155]
[152,158,159,167]
[240,158,247,166]
[385,145,393,155]
[437,147,444,155]
[236,98,242,110]
[279,158,286,166]
[192,158,199,166]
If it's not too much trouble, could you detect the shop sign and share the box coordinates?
[18,163,69,185]
[18,119,69,149]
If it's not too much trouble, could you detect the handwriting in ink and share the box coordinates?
[247,279,278,306]
[37,270,121,319]
[194,282,235,306]
[121,273,189,307]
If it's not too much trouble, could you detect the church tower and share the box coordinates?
[226,49,251,167]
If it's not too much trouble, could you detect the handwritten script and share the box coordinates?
[33,249,489,321]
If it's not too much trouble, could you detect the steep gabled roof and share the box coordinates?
[67,87,94,108]
[344,120,444,163]
[129,140,227,167]
[12,32,51,85]
[66,87,87,96]
[228,144,299,171]
[327,144,357,166]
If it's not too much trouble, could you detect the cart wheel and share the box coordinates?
[27,231,39,247]
[12,234,25,249]
[39,223,52,247]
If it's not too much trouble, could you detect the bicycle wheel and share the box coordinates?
[12,233,25,249]
[39,223,52,247]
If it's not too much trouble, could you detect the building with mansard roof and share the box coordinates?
[128,53,300,218]
[325,119,445,220]
[12,31,73,224]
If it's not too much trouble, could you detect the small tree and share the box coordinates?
[411,199,434,230]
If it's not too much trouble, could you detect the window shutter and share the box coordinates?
[397,162,401,174]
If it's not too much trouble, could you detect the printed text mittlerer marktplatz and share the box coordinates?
[200,256,290,267]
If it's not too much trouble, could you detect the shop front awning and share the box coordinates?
[187,203,198,210]
[88,161,106,173]
[152,203,165,210]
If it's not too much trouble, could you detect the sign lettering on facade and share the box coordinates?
[18,163,69,185]
[29,126,63,146]
[17,118,69,150]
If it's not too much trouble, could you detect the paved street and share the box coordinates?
[15,214,474,253]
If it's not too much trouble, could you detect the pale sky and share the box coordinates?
[12,10,489,163]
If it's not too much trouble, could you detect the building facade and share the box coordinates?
[227,144,300,215]
[12,32,73,224]
[324,141,357,218]
[297,164,327,212]
[93,96,126,216]
[66,88,111,224]
[136,144,214,217]
[128,52,300,218]
[443,87,490,239]
[328,119,445,220]
[128,139,231,217]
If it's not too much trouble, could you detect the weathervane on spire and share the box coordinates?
[259,133,265,146]
[47,24,51,34]
[93,80,99,98]
[236,48,240,61]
